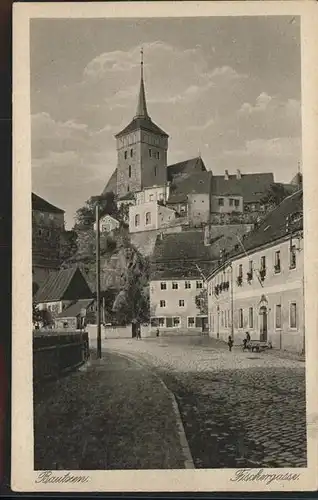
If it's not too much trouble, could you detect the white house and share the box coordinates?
[94,214,120,233]
[129,201,176,234]
[207,190,304,354]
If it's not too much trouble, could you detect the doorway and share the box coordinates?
[259,306,268,342]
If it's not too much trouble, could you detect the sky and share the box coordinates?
[30,16,301,228]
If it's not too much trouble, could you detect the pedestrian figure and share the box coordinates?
[156,328,159,338]
[228,335,233,352]
[243,332,250,351]
[136,326,141,340]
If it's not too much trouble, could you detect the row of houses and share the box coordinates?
[149,190,304,354]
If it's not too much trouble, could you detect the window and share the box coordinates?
[249,307,254,328]
[188,317,195,328]
[173,317,180,328]
[290,302,297,329]
[49,213,54,221]
[145,212,151,225]
[157,151,160,159]
[128,165,132,178]
[154,166,157,177]
[185,281,191,289]
[134,214,140,227]
[160,282,167,290]
[229,198,234,206]
[160,300,166,308]
[248,260,253,279]
[239,309,243,328]
[127,185,130,192]
[179,300,185,307]
[290,245,297,269]
[130,148,133,157]
[149,194,154,201]
[218,198,224,206]
[275,305,282,329]
[172,282,179,290]
[261,256,266,271]
[221,311,224,327]
[238,264,243,278]
[224,311,227,328]
[124,151,128,159]
[274,250,281,273]
[196,281,203,289]
[234,199,240,208]
[149,149,152,157]
[158,317,165,327]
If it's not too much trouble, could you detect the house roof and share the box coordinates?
[56,299,94,319]
[32,193,64,214]
[150,230,238,280]
[211,172,274,203]
[167,156,207,182]
[227,189,303,260]
[167,170,211,203]
[115,117,168,138]
[34,267,88,302]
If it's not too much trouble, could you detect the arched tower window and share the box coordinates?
[145,212,151,225]
[128,165,132,178]
[154,166,157,177]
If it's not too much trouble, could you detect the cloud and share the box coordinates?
[224,136,301,158]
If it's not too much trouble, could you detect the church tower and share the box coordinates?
[115,49,169,198]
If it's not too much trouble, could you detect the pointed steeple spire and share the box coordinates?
[135,47,149,119]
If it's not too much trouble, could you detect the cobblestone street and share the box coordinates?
[100,336,307,469]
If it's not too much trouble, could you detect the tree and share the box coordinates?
[261,183,291,208]
[60,230,78,263]
[74,191,118,229]
[195,288,208,315]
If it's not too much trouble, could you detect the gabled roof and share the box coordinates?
[228,189,303,259]
[56,299,94,319]
[32,193,64,214]
[167,157,207,182]
[211,172,274,203]
[167,170,211,203]
[34,267,91,303]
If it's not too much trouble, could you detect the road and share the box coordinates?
[100,335,307,469]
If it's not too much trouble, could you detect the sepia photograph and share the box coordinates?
[12,1,318,493]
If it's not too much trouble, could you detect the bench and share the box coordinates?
[244,340,273,352]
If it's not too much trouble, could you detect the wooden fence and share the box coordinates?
[33,330,89,383]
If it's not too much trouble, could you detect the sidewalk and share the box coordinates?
[34,351,187,470]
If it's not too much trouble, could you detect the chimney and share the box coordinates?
[224,170,229,180]
[236,169,241,180]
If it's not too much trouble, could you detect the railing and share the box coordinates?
[33,330,89,383]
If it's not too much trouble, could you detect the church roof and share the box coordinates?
[115,116,168,138]
[167,157,207,182]
[115,50,168,139]
[167,170,211,203]
[102,169,117,196]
